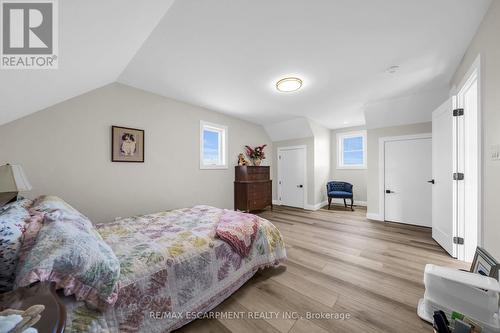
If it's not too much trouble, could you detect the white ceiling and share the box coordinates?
[0,0,492,130]
[120,0,491,129]
[0,0,174,125]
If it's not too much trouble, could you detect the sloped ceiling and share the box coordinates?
[0,0,492,131]
[119,0,491,129]
[364,86,450,129]
[264,118,314,142]
[0,0,174,125]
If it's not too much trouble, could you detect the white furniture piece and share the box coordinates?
[418,264,500,333]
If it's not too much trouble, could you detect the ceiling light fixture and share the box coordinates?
[276,77,302,92]
[386,65,400,74]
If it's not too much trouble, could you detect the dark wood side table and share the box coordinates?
[0,282,66,333]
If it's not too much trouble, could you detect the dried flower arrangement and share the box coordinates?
[245,144,267,165]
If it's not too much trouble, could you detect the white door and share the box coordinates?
[432,99,456,257]
[456,70,480,262]
[278,147,306,208]
[384,138,432,227]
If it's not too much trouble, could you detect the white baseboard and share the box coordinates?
[273,200,327,211]
[329,198,367,207]
[274,199,367,211]
[304,201,328,211]
[366,213,383,221]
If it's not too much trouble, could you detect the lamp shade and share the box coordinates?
[0,164,32,193]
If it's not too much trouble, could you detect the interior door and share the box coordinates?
[384,137,432,227]
[432,99,456,257]
[278,147,305,208]
[456,72,479,262]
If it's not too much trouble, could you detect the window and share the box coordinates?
[337,130,366,169]
[200,121,227,169]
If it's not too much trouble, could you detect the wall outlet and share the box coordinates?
[491,145,500,160]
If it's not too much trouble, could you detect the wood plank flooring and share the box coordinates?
[176,205,469,333]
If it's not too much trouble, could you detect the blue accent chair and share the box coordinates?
[326,181,354,211]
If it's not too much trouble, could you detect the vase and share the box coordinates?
[254,159,262,166]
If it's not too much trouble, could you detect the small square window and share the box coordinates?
[200,121,228,169]
[337,131,366,169]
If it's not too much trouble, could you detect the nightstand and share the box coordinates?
[0,282,66,333]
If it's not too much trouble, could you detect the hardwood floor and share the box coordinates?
[176,205,468,333]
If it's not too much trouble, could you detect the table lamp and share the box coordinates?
[0,164,32,207]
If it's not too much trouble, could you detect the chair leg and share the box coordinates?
[328,197,332,210]
[351,198,354,211]
[343,198,347,208]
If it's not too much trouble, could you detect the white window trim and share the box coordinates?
[336,130,367,169]
[200,121,228,170]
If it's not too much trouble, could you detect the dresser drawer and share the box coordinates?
[249,197,272,211]
[235,166,270,181]
[248,182,271,197]
[234,167,272,212]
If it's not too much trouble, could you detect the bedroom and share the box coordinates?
[1,0,500,332]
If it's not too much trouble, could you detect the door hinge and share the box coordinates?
[453,237,464,245]
[279,155,282,160]
[453,172,464,180]
[279,197,281,201]
[453,108,464,117]
[279,181,282,185]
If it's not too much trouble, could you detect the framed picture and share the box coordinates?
[470,247,499,280]
[111,126,144,162]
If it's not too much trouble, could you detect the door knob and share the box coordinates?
[297,185,303,188]
[385,190,393,194]
[427,179,435,184]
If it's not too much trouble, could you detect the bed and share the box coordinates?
[3,196,286,333]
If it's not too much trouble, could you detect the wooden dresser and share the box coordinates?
[234,166,272,212]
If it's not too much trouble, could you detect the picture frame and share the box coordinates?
[470,247,499,280]
[111,126,145,163]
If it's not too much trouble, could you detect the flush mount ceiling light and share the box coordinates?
[276,77,302,92]
[386,65,400,74]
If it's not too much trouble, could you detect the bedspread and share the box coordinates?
[64,205,286,333]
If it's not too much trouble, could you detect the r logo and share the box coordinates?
[1,0,57,68]
[2,2,53,54]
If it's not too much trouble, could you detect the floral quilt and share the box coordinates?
[216,210,259,257]
[0,199,32,292]
[63,205,286,333]
[14,196,121,308]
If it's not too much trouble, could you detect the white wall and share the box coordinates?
[330,126,368,203]
[0,83,271,222]
[451,0,500,260]
[311,121,331,205]
[366,122,432,218]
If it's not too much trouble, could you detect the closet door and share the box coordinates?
[384,137,432,227]
[278,147,306,209]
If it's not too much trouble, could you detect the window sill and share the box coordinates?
[200,165,228,170]
[336,166,367,170]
